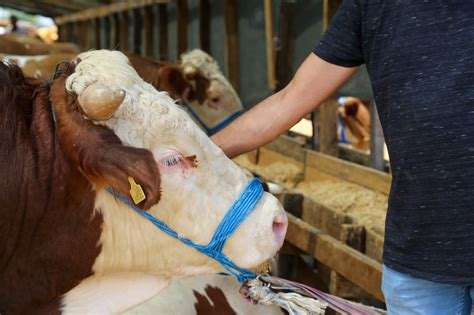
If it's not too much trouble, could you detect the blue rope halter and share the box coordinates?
[106,177,263,283]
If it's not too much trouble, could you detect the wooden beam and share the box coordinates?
[264,0,277,90]
[55,0,170,25]
[176,0,189,56]
[143,5,155,57]
[224,0,240,92]
[198,0,211,53]
[158,3,169,61]
[285,213,384,301]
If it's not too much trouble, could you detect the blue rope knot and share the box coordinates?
[107,177,264,283]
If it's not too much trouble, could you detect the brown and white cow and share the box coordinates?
[0,34,79,55]
[0,50,287,314]
[338,96,371,150]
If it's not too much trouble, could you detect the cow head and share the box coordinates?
[156,50,243,127]
[64,50,287,279]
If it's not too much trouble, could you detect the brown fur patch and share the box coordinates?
[193,286,237,315]
[0,62,101,314]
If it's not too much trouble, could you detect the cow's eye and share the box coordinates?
[162,154,184,168]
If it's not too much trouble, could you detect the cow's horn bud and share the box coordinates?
[77,83,125,120]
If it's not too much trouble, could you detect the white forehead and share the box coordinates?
[65,50,143,95]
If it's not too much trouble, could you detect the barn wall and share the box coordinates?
[58,0,373,107]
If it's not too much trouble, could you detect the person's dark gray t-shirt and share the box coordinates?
[314,1,474,284]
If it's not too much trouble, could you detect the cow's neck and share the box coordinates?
[91,189,220,278]
[0,86,103,313]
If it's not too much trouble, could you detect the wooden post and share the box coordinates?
[311,110,320,150]
[99,17,108,49]
[131,8,142,54]
[319,99,339,156]
[94,18,101,49]
[143,5,155,57]
[370,102,385,171]
[104,16,112,49]
[77,20,89,50]
[158,3,169,60]
[323,0,343,28]
[177,0,188,56]
[57,24,65,42]
[111,13,120,49]
[224,0,239,92]
[119,11,130,52]
[198,0,211,53]
[310,0,344,155]
[275,0,295,91]
[264,0,276,90]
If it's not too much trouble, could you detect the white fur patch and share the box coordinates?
[61,272,168,314]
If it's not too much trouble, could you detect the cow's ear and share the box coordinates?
[50,73,161,210]
[158,65,191,100]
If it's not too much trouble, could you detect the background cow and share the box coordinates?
[0,50,286,314]
[0,33,79,55]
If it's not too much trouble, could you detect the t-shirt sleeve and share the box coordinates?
[313,0,364,67]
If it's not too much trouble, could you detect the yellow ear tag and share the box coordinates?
[128,176,146,205]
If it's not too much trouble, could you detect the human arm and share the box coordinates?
[211,53,358,158]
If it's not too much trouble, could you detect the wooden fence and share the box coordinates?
[55,0,386,173]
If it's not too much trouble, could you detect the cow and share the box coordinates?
[0,34,79,55]
[337,96,371,150]
[0,50,287,314]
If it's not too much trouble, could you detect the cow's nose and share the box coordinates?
[272,212,288,246]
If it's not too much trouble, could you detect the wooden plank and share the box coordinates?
[158,3,169,61]
[177,0,189,56]
[275,0,295,91]
[264,135,391,194]
[198,0,211,53]
[119,11,130,52]
[55,0,170,25]
[370,102,386,171]
[133,8,143,54]
[224,0,240,92]
[143,5,155,57]
[264,0,277,90]
[305,148,391,195]
[319,99,339,156]
[285,213,384,301]
[338,144,371,167]
[266,135,306,163]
